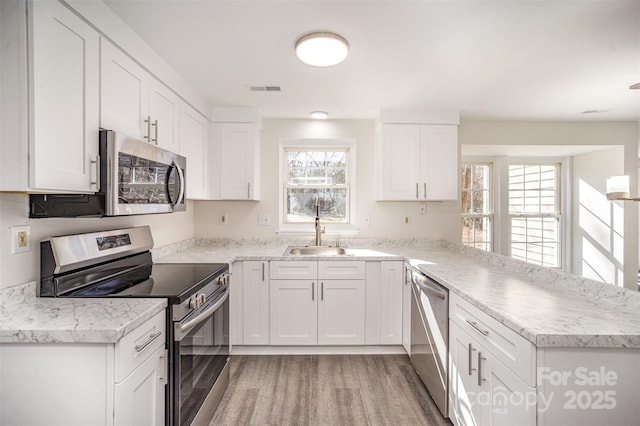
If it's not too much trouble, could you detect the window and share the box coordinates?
[508,163,561,268]
[461,163,493,251]
[283,146,352,225]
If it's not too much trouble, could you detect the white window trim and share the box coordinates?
[462,155,571,271]
[277,138,358,236]
[461,161,494,251]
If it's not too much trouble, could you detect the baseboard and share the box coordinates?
[230,345,407,355]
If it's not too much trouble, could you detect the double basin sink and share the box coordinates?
[283,246,351,256]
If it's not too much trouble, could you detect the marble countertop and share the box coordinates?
[155,238,640,349]
[0,282,167,344]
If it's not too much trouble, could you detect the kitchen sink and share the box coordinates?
[284,246,350,256]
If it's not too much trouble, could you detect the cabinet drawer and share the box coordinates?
[450,293,535,386]
[270,261,317,279]
[115,310,166,382]
[318,261,365,280]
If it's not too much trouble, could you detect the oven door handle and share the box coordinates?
[174,286,229,341]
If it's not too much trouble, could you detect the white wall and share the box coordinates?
[193,118,461,240]
[572,147,625,286]
[0,194,194,288]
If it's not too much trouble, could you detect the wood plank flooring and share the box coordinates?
[209,355,452,425]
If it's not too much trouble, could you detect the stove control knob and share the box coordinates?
[198,293,206,305]
[189,296,200,310]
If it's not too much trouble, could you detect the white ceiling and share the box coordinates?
[104,0,640,121]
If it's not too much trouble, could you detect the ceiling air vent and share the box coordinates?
[249,85,281,92]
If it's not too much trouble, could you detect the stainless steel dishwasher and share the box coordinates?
[410,264,449,418]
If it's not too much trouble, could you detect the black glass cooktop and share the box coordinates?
[67,262,228,304]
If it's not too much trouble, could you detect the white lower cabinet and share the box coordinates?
[450,322,535,426]
[379,261,404,345]
[0,310,167,425]
[402,264,412,354]
[242,261,270,345]
[114,345,166,425]
[269,261,365,345]
[449,293,536,426]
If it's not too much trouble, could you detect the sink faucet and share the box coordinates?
[315,205,325,246]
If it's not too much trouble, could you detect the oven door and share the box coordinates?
[172,287,229,426]
[103,130,186,216]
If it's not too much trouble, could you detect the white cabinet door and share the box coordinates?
[377,123,458,201]
[402,265,411,354]
[484,354,536,426]
[449,321,483,426]
[270,279,317,345]
[114,346,166,426]
[179,101,209,199]
[242,261,269,345]
[100,40,149,140]
[449,321,536,426]
[148,80,180,152]
[30,0,99,192]
[421,124,458,201]
[317,279,365,345]
[378,124,421,200]
[379,261,404,344]
[216,123,261,200]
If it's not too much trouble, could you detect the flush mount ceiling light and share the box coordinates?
[309,111,329,119]
[630,83,640,89]
[295,32,349,67]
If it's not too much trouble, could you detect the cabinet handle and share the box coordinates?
[151,119,158,144]
[478,352,487,386]
[423,182,427,199]
[415,182,419,199]
[159,349,168,384]
[312,282,315,301]
[247,182,251,199]
[321,282,324,301]
[468,343,476,376]
[90,155,100,189]
[135,331,162,353]
[466,319,489,336]
[261,263,265,282]
[144,115,152,142]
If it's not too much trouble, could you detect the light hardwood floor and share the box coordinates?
[209,354,452,425]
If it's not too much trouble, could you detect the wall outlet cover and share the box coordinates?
[258,214,272,226]
[219,214,228,225]
[403,215,411,225]
[418,203,426,215]
[11,225,30,254]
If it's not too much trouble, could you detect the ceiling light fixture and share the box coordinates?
[630,83,640,89]
[310,111,328,119]
[295,32,349,67]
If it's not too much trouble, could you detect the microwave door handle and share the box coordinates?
[173,160,185,207]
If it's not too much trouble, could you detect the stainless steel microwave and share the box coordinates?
[29,130,186,217]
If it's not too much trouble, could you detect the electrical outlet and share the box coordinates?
[258,214,271,226]
[418,203,426,215]
[403,215,411,225]
[363,215,370,225]
[219,214,228,225]
[11,225,30,254]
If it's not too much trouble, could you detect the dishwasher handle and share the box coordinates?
[412,271,447,300]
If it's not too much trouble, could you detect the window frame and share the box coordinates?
[278,138,357,235]
[461,155,570,270]
[507,161,563,268]
[461,161,494,251]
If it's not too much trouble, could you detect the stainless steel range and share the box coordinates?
[39,226,230,426]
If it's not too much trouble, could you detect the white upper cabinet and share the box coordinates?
[178,101,209,199]
[376,124,458,201]
[13,0,99,192]
[101,40,180,151]
[212,122,261,200]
